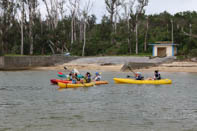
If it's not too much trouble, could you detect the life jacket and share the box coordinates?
[85,74,91,83]
[136,74,144,80]
[155,73,161,80]
[94,75,101,81]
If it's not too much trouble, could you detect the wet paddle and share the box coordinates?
[57,72,67,78]
[127,66,136,75]
[64,66,72,72]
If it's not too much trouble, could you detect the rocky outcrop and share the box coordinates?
[121,62,157,71]
[191,57,197,62]
[121,56,177,71]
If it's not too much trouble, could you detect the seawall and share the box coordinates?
[0,56,80,70]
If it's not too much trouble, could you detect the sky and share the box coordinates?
[39,0,197,22]
[92,0,197,21]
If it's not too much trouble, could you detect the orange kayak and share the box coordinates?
[94,81,109,85]
[51,79,108,85]
[50,79,71,84]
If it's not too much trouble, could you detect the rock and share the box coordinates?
[149,56,157,59]
[191,57,197,62]
[100,63,115,66]
[121,62,157,71]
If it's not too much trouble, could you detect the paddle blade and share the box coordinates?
[57,74,67,78]
[58,72,64,75]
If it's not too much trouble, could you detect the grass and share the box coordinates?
[4,54,51,56]
[105,53,152,57]
[3,53,152,57]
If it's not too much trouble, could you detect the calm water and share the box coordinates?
[0,71,197,131]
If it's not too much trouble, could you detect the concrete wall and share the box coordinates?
[0,56,80,70]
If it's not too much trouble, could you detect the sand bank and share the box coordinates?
[33,61,197,73]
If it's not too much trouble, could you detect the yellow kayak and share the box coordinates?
[114,78,172,85]
[58,82,95,88]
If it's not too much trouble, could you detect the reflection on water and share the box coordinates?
[0,71,197,131]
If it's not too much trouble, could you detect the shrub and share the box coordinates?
[189,49,197,57]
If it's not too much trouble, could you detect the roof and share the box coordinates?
[149,41,178,46]
[155,41,173,44]
[149,43,178,46]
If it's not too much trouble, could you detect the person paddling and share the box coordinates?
[93,72,101,81]
[135,72,144,80]
[71,73,78,84]
[126,66,144,80]
[154,70,161,80]
[84,72,92,83]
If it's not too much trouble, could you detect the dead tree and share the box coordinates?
[189,23,192,40]
[27,0,38,55]
[114,0,121,33]
[68,0,80,50]
[105,0,117,31]
[58,0,67,20]
[182,27,197,38]
[58,0,69,53]
[19,0,25,55]
[42,0,59,30]
[122,0,135,54]
[43,0,68,54]
[0,0,16,55]
[105,0,120,44]
[129,0,148,54]
[144,16,148,51]
[171,19,174,44]
[81,0,93,56]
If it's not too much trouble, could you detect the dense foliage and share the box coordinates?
[0,1,196,56]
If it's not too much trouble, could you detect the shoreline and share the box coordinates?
[32,61,197,73]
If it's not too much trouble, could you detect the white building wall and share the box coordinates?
[154,46,157,56]
[166,46,173,56]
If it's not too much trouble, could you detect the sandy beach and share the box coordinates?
[31,56,197,72]
[34,61,197,73]
[140,61,197,73]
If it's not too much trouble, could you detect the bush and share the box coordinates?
[189,49,197,57]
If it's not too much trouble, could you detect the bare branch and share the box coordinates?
[182,27,197,38]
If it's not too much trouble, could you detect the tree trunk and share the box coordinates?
[114,7,117,34]
[1,41,4,55]
[29,2,34,55]
[70,16,74,51]
[171,19,174,44]
[74,17,77,41]
[144,16,149,52]
[110,12,114,30]
[21,1,24,55]
[82,22,86,56]
[190,23,192,41]
[111,13,115,45]
[167,24,169,33]
[127,18,131,54]
[135,18,138,54]
[79,21,83,42]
